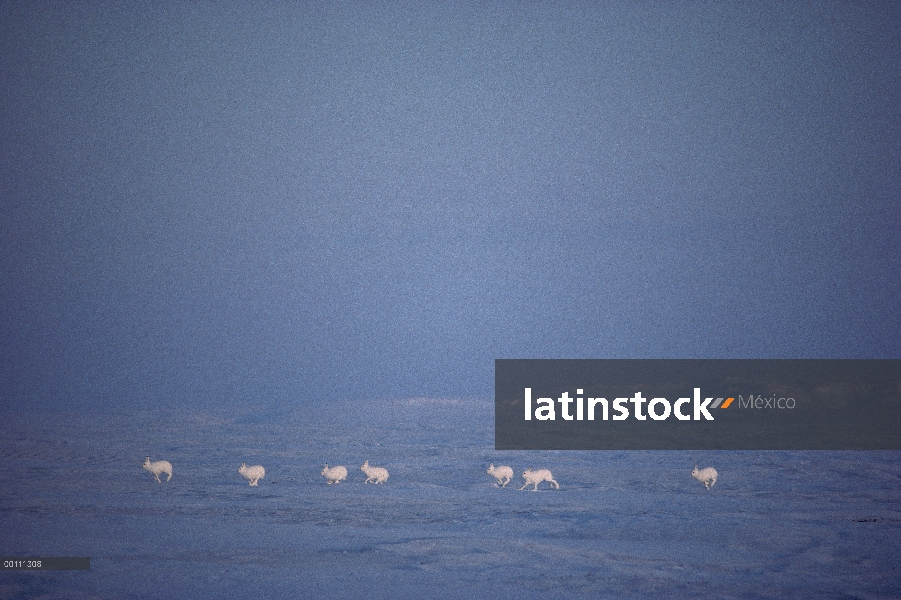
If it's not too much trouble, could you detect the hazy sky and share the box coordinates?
[2,2,899,411]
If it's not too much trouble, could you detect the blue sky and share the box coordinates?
[2,2,899,411]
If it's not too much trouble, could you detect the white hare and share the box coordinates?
[238,462,265,486]
[360,460,389,484]
[692,465,718,490]
[520,467,559,491]
[321,464,348,484]
[142,456,172,483]
[487,464,514,487]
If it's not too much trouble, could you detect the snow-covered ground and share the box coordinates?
[1,399,899,599]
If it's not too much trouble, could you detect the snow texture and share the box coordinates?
[1,399,900,599]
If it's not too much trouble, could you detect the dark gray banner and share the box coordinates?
[495,359,901,450]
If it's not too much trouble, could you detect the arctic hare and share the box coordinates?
[321,464,348,484]
[692,465,718,489]
[487,464,514,487]
[142,456,172,483]
[361,460,389,484]
[238,462,265,486]
[520,467,559,491]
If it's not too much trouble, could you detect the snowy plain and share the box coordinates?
[1,398,899,599]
